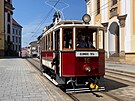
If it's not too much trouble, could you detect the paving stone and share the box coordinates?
[0,58,72,101]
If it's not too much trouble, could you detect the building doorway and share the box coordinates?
[108,22,119,57]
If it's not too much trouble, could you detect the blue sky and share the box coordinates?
[12,0,87,47]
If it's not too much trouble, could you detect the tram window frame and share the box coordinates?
[45,35,47,51]
[43,37,45,50]
[62,28,73,50]
[92,32,97,49]
[47,34,51,51]
[98,29,104,50]
[76,28,97,50]
[51,33,53,50]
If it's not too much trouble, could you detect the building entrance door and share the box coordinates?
[108,22,119,56]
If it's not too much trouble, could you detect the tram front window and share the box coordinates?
[76,34,95,48]
[76,29,95,49]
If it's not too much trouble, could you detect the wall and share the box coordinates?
[0,0,5,56]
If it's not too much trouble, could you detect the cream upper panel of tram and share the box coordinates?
[41,20,104,38]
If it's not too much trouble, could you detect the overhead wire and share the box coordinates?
[25,0,60,45]
[25,0,121,46]
[32,0,60,35]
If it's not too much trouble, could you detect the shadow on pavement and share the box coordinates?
[99,78,128,92]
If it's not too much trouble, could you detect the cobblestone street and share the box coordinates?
[0,58,72,101]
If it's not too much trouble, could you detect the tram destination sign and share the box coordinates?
[75,51,99,57]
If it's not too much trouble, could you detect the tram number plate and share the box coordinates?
[75,51,98,57]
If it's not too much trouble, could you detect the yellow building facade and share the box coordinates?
[0,0,5,56]
[86,0,135,63]
[0,0,15,56]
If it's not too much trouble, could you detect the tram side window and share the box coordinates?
[47,34,53,51]
[63,29,73,49]
[55,30,60,51]
[40,37,45,51]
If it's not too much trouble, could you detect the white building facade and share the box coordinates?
[85,0,135,62]
[12,18,22,56]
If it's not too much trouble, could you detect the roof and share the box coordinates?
[29,41,38,45]
[12,18,23,28]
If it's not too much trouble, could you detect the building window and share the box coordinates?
[7,35,10,42]
[13,45,14,51]
[14,45,16,51]
[112,0,117,6]
[12,36,14,42]
[16,37,18,43]
[13,29,14,34]
[19,45,21,51]
[16,45,18,50]
[110,0,118,18]
[7,13,10,22]
[97,0,100,15]
[16,30,18,35]
[19,30,21,35]
[19,37,21,43]
[7,24,10,34]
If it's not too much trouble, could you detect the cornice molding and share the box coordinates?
[117,14,127,27]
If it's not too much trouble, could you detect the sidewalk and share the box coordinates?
[106,61,135,74]
[0,58,72,101]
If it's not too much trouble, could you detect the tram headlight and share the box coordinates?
[83,64,92,73]
[85,66,91,72]
[83,65,91,73]
[82,14,91,24]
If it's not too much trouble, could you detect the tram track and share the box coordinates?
[66,67,135,101]
[26,58,80,101]
[105,68,135,86]
[26,58,135,101]
[26,58,81,100]
[26,58,77,101]
[103,69,135,101]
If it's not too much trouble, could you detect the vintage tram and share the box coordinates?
[38,14,105,92]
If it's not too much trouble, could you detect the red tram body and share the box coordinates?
[38,15,105,92]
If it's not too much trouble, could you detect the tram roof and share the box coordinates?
[56,20,83,25]
[41,20,104,38]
